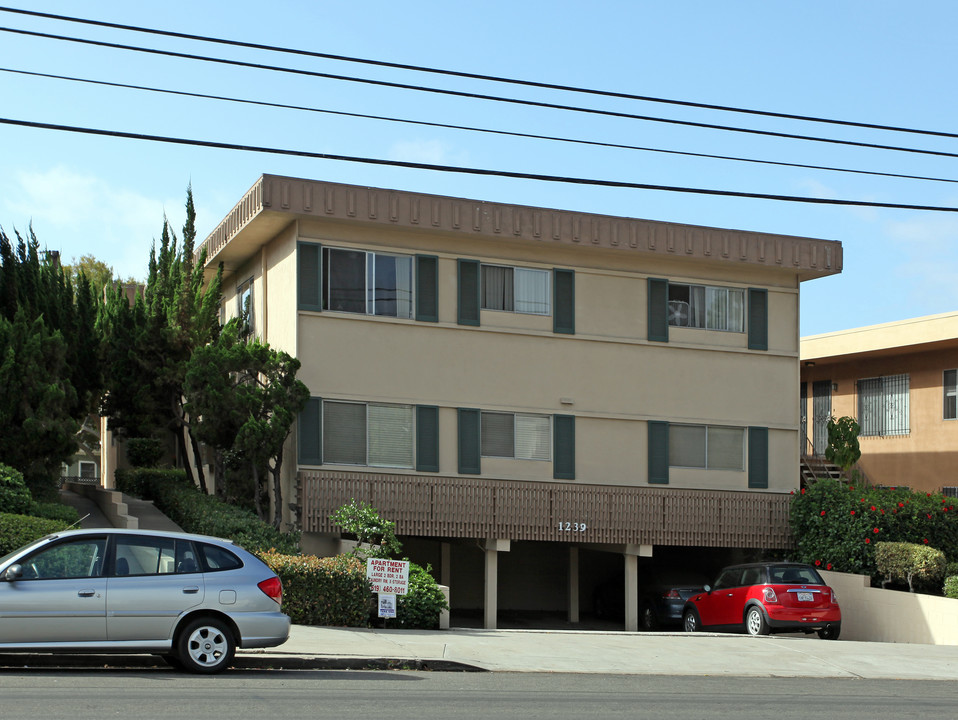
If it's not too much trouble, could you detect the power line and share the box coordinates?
[3,25,958,161]
[6,67,956,186]
[1,116,955,212]
[1,4,956,141]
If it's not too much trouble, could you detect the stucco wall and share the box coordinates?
[802,346,958,491]
[821,570,958,645]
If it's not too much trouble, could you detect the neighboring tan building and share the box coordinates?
[801,312,958,494]
[199,174,842,629]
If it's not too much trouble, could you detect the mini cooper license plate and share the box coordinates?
[797,591,814,602]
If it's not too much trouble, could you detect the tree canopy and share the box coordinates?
[0,227,102,498]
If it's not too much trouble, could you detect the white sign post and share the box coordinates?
[366,558,410,623]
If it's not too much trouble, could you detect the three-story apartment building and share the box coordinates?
[199,175,842,629]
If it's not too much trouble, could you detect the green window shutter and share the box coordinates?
[648,421,669,484]
[298,242,322,312]
[553,414,576,480]
[416,255,439,322]
[553,269,575,335]
[748,427,769,488]
[458,408,481,474]
[298,397,322,465]
[458,259,480,326]
[416,405,440,472]
[648,278,669,342]
[748,288,768,351]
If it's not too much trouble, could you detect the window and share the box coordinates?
[945,369,957,420]
[114,535,196,575]
[237,277,254,335]
[667,283,745,332]
[480,411,551,460]
[21,537,106,579]
[857,374,910,437]
[481,265,550,315]
[322,247,413,318]
[322,400,414,468]
[668,424,745,470]
[198,543,243,572]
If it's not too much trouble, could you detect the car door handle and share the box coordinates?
[78,590,96,597]
[183,587,200,594]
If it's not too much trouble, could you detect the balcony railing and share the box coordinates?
[300,471,794,549]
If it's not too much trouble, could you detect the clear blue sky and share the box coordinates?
[1,1,956,336]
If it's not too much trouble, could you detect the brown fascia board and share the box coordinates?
[198,174,843,282]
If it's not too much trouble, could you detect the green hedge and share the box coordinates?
[259,551,370,626]
[0,464,33,516]
[944,576,958,599]
[791,479,958,577]
[115,468,299,555]
[0,512,70,555]
[395,563,449,629]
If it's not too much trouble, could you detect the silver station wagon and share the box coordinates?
[0,528,290,673]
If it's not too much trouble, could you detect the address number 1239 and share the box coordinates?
[558,522,587,532]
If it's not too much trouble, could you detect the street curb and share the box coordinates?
[0,653,485,673]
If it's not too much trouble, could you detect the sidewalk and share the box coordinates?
[237,624,958,679]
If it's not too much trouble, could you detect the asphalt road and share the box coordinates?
[2,669,956,719]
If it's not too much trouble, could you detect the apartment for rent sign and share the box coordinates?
[366,558,410,595]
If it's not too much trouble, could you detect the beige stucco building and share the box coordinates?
[199,174,842,629]
[801,312,958,493]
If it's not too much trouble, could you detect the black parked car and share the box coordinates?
[594,569,708,629]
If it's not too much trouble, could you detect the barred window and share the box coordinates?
[857,374,910,437]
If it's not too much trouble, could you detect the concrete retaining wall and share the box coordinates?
[822,569,958,645]
[66,482,136,529]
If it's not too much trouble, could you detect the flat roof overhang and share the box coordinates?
[199,174,844,284]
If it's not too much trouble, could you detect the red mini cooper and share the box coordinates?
[682,562,841,639]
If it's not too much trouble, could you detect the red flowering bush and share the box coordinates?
[790,479,958,580]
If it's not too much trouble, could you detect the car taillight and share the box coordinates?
[664,590,682,599]
[763,586,779,603]
[258,576,283,605]
[830,588,839,606]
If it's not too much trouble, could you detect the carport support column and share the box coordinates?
[568,546,580,623]
[624,544,653,632]
[484,539,511,630]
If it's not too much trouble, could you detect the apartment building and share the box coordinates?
[801,312,958,493]
[199,175,842,629]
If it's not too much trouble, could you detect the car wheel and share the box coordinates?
[682,609,700,633]
[745,606,769,636]
[641,604,659,631]
[176,617,235,674]
[817,624,841,640]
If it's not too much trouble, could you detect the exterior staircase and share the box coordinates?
[800,455,844,487]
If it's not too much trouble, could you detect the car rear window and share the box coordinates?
[768,565,824,585]
[198,543,243,572]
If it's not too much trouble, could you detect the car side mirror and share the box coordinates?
[3,564,23,582]
[704,584,712,594]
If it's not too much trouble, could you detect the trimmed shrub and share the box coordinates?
[0,512,70,555]
[125,438,165,468]
[875,541,946,592]
[29,501,80,525]
[116,467,299,555]
[0,464,33,516]
[258,551,370,626]
[396,563,448,629]
[944,576,958,599]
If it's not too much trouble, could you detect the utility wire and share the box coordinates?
[6,67,957,186]
[1,116,955,212]
[1,4,956,140]
[3,26,958,161]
